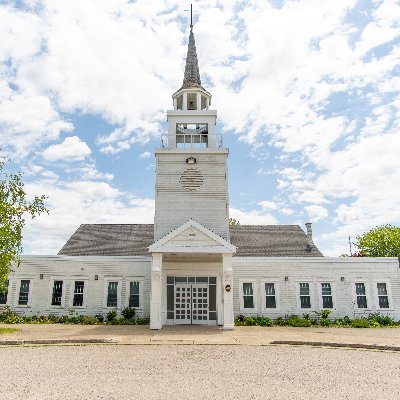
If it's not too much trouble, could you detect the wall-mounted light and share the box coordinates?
[186,156,196,164]
[40,274,44,280]
[341,277,345,282]
[285,276,289,281]
[95,275,99,281]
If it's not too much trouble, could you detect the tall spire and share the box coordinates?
[182,4,202,88]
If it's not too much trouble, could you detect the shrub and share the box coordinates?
[258,316,272,327]
[274,317,287,326]
[121,307,136,320]
[95,314,104,323]
[367,313,395,326]
[244,317,256,326]
[106,310,117,322]
[350,318,370,328]
[287,315,312,327]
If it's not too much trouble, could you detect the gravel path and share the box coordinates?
[1,345,399,400]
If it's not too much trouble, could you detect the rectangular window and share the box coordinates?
[107,281,118,308]
[377,283,389,309]
[51,281,63,306]
[243,283,254,309]
[355,283,367,308]
[129,282,140,308]
[299,283,311,308]
[0,281,9,305]
[73,281,85,307]
[18,280,30,306]
[265,283,276,308]
[321,283,333,309]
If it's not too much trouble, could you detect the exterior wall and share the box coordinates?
[232,257,400,320]
[154,149,229,241]
[5,256,152,318]
[4,255,400,323]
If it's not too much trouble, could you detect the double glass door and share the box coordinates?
[175,284,209,324]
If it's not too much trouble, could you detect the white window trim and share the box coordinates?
[261,280,280,312]
[373,280,393,311]
[103,277,122,310]
[239,279,258,312]
[14,277,33,308]
[295,281,314,311]
[48,277,67,308]
[125,277,145,310]
[69,277,89,309]
[352,281,371,311]
[317,280,336,311]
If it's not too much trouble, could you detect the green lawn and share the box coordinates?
[0,328,20,334]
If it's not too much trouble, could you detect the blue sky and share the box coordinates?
[0,0,399,256]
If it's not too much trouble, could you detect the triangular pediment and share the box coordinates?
[149,219,236,254]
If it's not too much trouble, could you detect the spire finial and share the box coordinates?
[190,3,193,28]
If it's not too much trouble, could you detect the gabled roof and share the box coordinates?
[149,219,236,254]
[58,224,323,257]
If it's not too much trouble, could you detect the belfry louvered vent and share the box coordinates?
[180,168,204,191]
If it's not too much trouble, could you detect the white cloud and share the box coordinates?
[139,151,152,159]
[42,136,91,162]
[78,165,114,181]
[23,179,155,254]
[305,205,328,223]
[229,207,277,225]
[258,200,278,210]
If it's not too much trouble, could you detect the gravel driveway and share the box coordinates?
[1,345,399,400]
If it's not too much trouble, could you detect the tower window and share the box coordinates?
[177,95,183,110]
[201,95,207,110]
[187,93,197,110]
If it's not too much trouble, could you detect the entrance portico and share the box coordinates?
[149,219,236,329]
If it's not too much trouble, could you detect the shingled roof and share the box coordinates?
[58,224,323,257]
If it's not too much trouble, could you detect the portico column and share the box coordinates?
[222,253,234,330]
[150,253,163,329]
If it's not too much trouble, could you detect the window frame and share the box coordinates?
[317,281,335,310]
[261,280,280,311]
[125,278,144,310]
[48,277,67,308]
[296,281,314,311]
[69,278,89,309]
[103,277,122,309]
[352,281,370,310]
[239,280,257,312]
[0,279,10,305]
[373,280,393,311]
[15,278,33,307]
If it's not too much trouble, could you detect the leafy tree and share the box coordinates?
[355,225,400,257]
[0,157,48,292]
[229,218,240,226]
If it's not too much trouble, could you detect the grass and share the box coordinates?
[0,328,20,334]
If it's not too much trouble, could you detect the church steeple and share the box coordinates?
[182,25,202,89]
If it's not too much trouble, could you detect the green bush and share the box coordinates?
[258,316,272,327]
[95,314,104,323]
[121,307,136,320]
[274,317,287,326]
[350,318,370,328]
[287,315,312,327]
[367,313,395,326]
[106,310,117,322]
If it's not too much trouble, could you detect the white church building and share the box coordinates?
[2,21,400,328]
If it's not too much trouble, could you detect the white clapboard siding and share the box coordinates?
[154,149,229,241]
[7,256,152,318]
[232,257,400,320]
